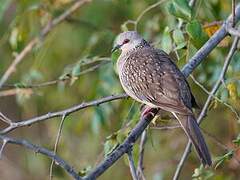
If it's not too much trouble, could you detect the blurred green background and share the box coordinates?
[0,0,240,179]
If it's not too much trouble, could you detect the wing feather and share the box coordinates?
[119,47,193,115]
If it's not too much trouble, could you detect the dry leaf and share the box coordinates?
[204,21,231,47]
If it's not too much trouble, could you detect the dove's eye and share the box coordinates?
[123,39,130,44]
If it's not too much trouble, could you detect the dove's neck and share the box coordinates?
[117,40,150,73]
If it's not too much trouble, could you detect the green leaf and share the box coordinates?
[104,133,119,157]
[9,27,20,50]
[22,69,43,84]
[232,134,240,146]
[161,27,172,54]
[173,29,185,45]
[111,49,121,62]
[173,0,192,18]
[14,82,27,88]
[215,150,234,169]
[192,164,214,179]
[71,63,81,77]
[168,0,192,21]
[172,29,187,50]
[116,126,131,143]
[186,20,209,49]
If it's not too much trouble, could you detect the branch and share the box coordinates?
[0,112,13,124]
[137,130,147,180]
[190,75,240,121]
[127,149,138,180]
[1,58,110,92]
[122,0,166,31]
[182,4,240,77]
[0,94,128,134]
[84,109,159,179]
[0,0,91,88]
[50,114,67,180]
[0,135,82,180]
[173,36,240,180]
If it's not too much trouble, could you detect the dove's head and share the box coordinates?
[112,31,149,53]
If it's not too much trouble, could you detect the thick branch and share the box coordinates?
[182,4,240,77]
[84,109,159,179]
[0,0,91,88]
[0,135,82,180]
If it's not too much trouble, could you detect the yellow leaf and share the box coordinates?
[227,82,238,100]
[203,21,231,47]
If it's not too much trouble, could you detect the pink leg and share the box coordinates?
[141,105,155,118]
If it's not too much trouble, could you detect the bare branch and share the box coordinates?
[0,135,82,180]
[232,0,236,26]
[227,26,240,37]
[190,75,240,121]
[50,114,67,180]
[0,0,91,88]
[84,109,159,180]
[0,112,12,124]
[1,58,110,91]
[150,124,181,130]
[173,36,240,180]
[137,130,147,180]
[122,0,166,31]
[0,139,8,159]
[135,0,166,31]
[127,148,138,180]
[0,94,128,134]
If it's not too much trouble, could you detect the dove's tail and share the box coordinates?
[173,113,212,166]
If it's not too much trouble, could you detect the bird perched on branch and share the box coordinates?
[112,31,212,166]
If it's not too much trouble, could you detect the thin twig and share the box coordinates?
[0,112,13,124]
[190,75,240,121]
[135,0,166,31]
[122,0,166,31]
[150,124,181,130]
[50,114,67,180]
[0,88,33,97]
[1,58,110,91]
[0,94,128,134]
[0,0,91,88]
[127,148,138,180]
[137,130,147,180]
[232,0,236,27]
[173,36,240,180]
[0,135,82,180]
[0,139,8,159]
[201,129,240,165]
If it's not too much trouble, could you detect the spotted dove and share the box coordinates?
[112,31,212,166]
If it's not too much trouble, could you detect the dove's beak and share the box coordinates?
[111,44,121,53]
